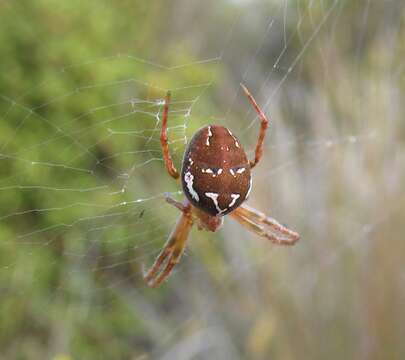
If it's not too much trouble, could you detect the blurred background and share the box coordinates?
[1,0,404,359]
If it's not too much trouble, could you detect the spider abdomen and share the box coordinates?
[181,125,252,216]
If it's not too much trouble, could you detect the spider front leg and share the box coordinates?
[160,91,180,180]
[240,84,269,169]
[230,204,299,245]
[143,197,193,287]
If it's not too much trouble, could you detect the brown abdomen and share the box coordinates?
[181,125,252,216]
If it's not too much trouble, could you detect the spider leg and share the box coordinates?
[143,203,193,287]
[143,238,174,283]
[235,204,300,243]
[160,91,180,179]
[164,192,187,211]
[148,245,185,287]
[240,84,269,169]
[230,204,299,245]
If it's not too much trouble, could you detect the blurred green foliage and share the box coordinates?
[0,1,211,358]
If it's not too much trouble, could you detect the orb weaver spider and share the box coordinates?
[143,84,300,287]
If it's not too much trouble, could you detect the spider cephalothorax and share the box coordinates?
[143,84,300,287]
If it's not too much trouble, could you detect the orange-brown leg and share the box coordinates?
[235,204,300,243]
[160,91,180,179]
[143,198,193,287]
[240,84,269,169]
[230,204,299,245]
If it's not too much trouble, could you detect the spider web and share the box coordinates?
[1,0,404,358]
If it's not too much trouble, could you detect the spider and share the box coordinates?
[143,84,300,287]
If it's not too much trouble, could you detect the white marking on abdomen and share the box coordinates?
[246,177,252,199]
[227,128,240,148]
[186,157,194,171]
[228,193,240,208]
[206,126,212,146]
[236,167,246,174]
[184,171,199,201]
[205,192,226,215]
[202,168,223,177]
